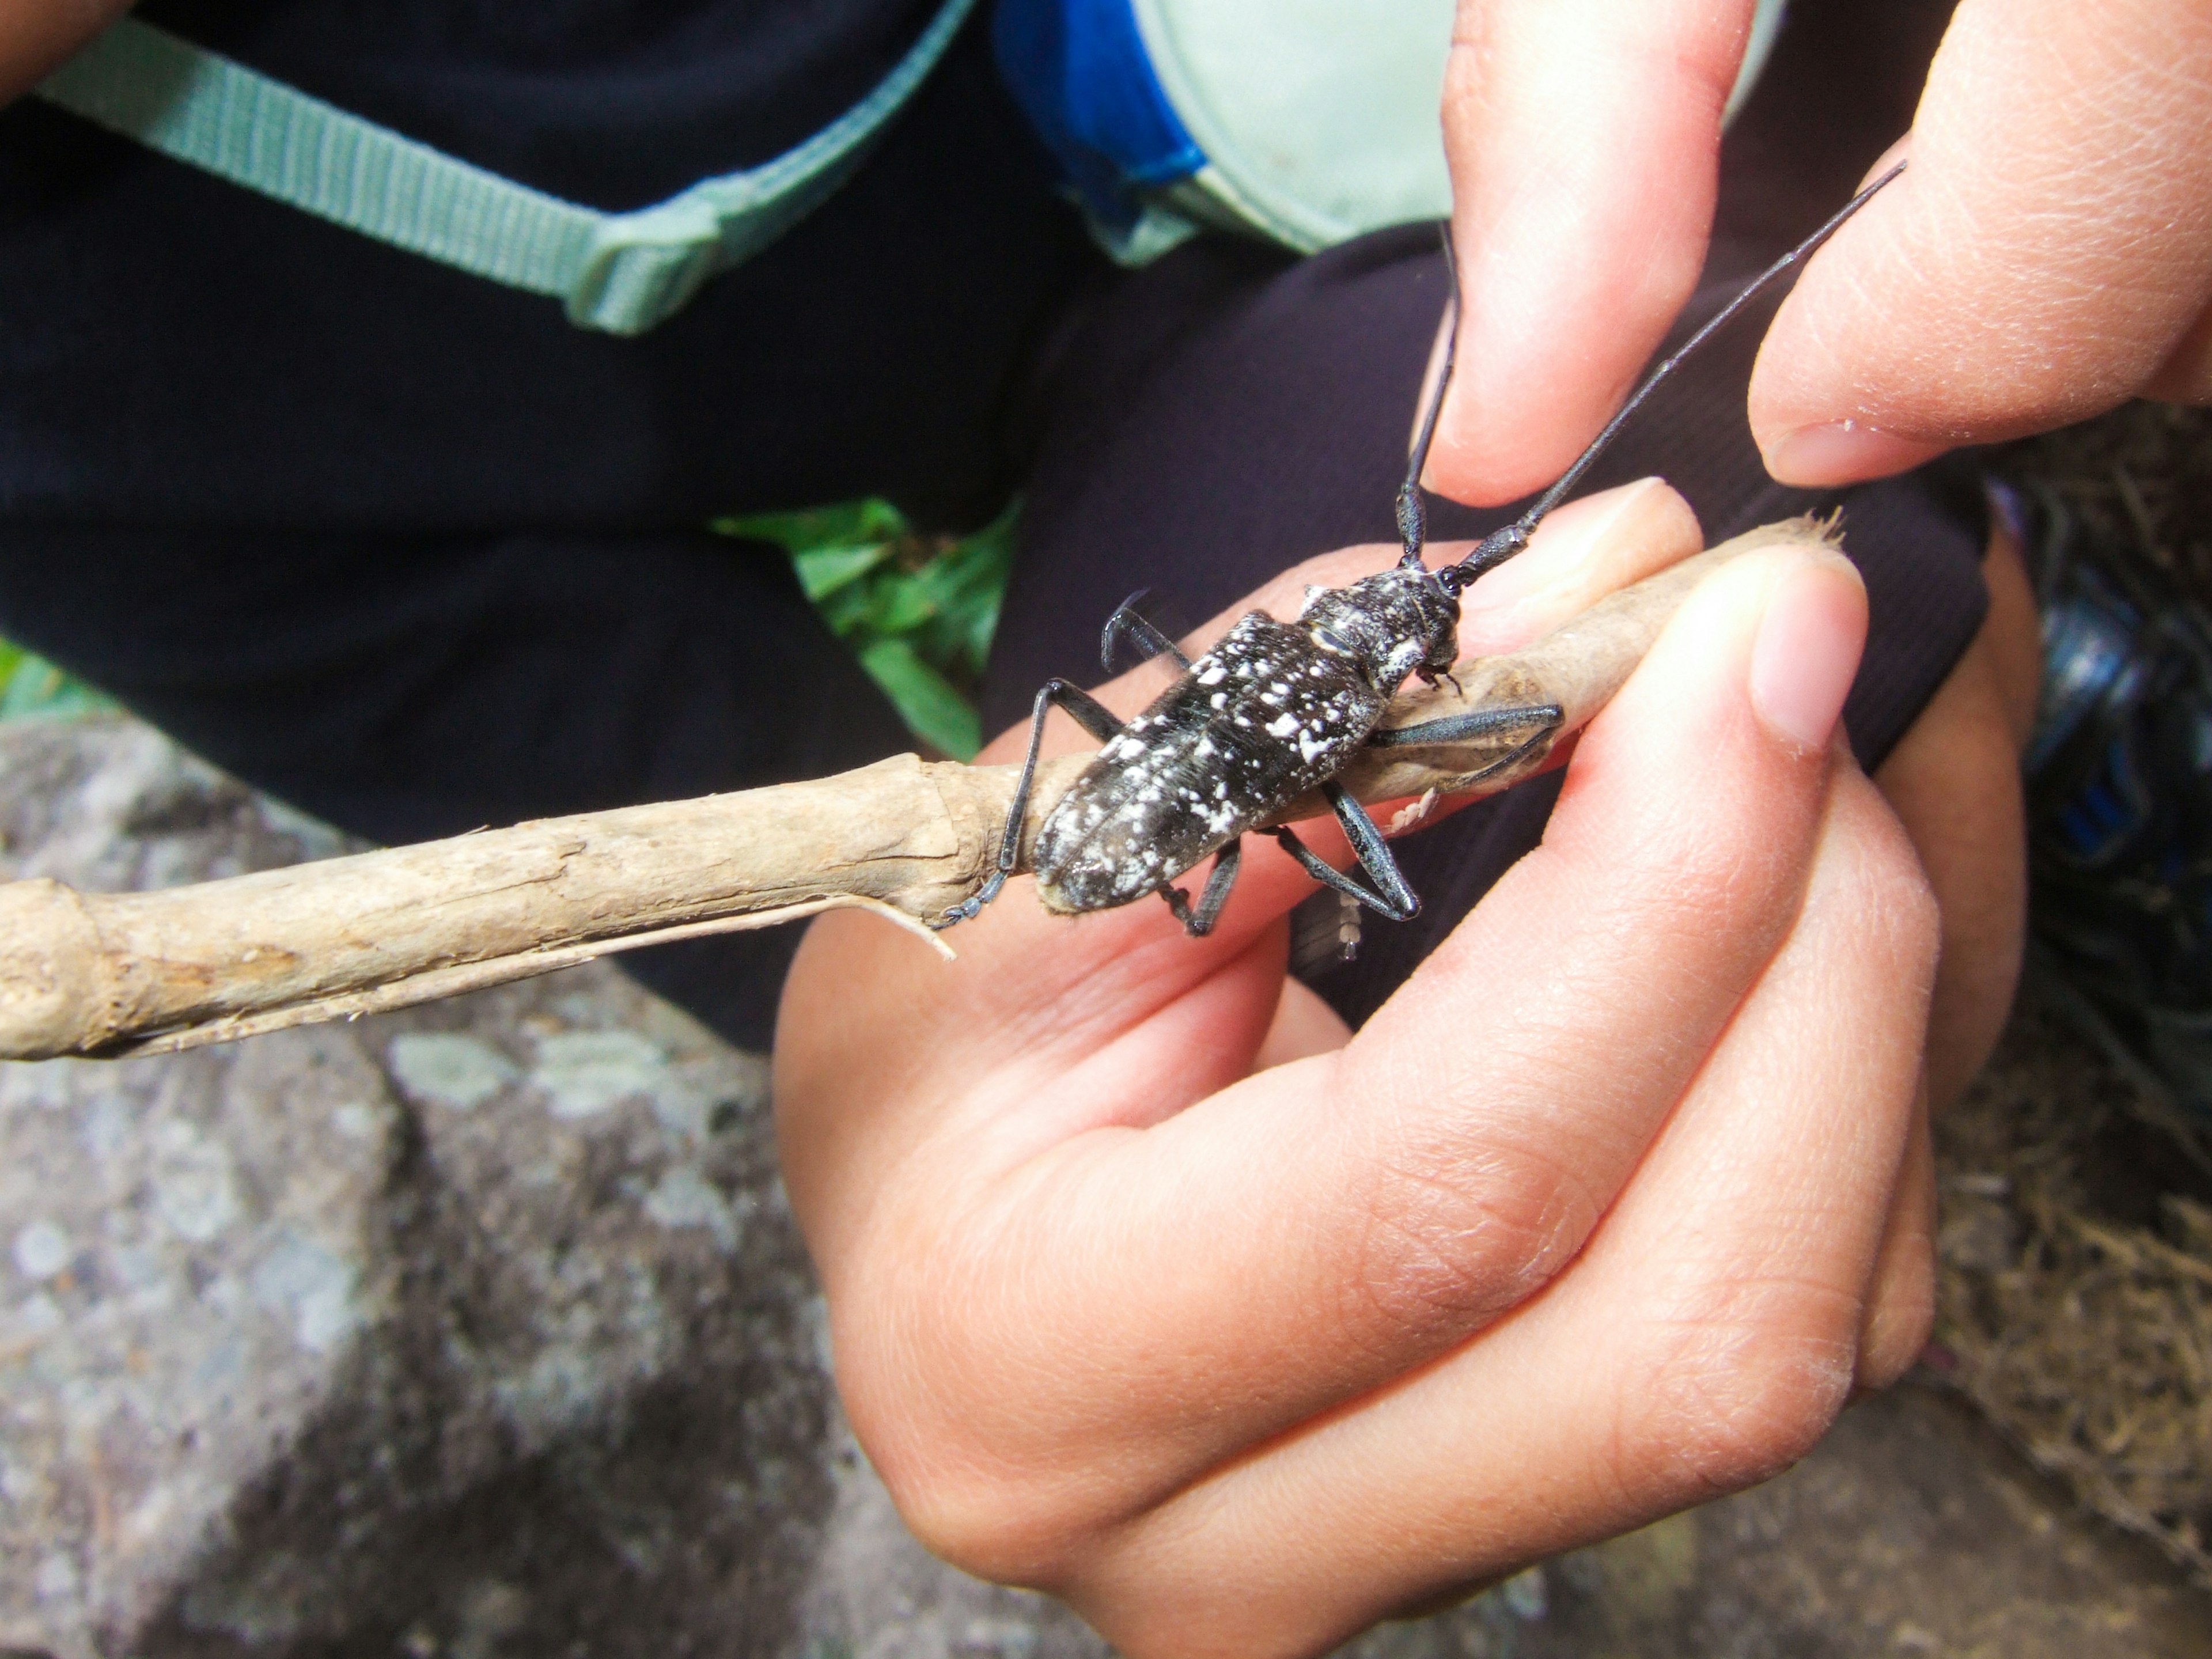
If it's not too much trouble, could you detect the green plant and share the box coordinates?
[717,497,1016,761]
[0,641,114,721]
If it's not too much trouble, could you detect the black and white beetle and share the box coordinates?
[942,164,1906,937]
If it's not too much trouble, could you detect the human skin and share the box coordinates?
[0,0,129,104]
[776,479,2031,1656]
[1430,0,2212,505]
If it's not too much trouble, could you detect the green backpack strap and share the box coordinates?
[35,3,978,336]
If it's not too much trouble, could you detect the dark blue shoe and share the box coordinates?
[2013,478,2212,1132]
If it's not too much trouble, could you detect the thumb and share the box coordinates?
[1751,0,2212,486]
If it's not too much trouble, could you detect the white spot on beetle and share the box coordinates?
[1264,713,1299,738]
[1196,662,1226,686]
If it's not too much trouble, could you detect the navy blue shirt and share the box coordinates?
[0,0,1101,529]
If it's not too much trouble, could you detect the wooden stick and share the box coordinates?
[0,522,1830,1061]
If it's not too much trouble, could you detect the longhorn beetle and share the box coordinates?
[941,163,1906,937]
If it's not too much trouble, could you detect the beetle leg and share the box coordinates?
[1368,702,1562,748]
[1160,838,1242,938]
[1271,783,1419,922]
[1101,590,1192,675]
[937,679,1124,929]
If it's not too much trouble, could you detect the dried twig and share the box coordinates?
[0,522,1828,1061]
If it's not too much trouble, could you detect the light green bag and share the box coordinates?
[997,0,1789,264]
[1139,0,1785,253]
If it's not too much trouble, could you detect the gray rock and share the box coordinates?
[0,719,830,1659]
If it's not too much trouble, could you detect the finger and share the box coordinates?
[2145,297,2212,404]
[0,3,131,103]
[1250,976,1354,1070]
[1429,0,1757,505]
[1752,0,2212,484]
[856,546,1870,1562]
[1871,628,2026,1112]
[1453,476,1702,652]
[775,859,1301,1268]
[1080,759,1937,1656]
[1856,1096,1936,1389]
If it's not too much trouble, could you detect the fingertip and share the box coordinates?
[1759,420,1949,488]
[1598,541,1862,757]
[1431,0,1748,506]
[1543,540,1861,887]
[1752,0,2212,453]
[1457,478,1702,646]
[1426,370,1599,509]
[1855,1104,1937,1390]
[1747,552,1868,752]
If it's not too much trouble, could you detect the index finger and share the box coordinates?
[1429,0,1755,506]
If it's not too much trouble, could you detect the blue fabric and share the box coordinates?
[993,0,1203,228]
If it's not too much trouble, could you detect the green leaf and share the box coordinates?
[711,495,1016,755]
[862,571,941,638]
[790,540,896,603]
[715,498,906,554]
[857,638,982,760]
[0,648,115,720]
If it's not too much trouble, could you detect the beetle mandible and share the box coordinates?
[941,164,1906,937]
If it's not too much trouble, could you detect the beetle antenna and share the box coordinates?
[1441,158,1908,593]
[1397,226,1461,569]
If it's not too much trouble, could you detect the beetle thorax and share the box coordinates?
[1296,566,1460,693]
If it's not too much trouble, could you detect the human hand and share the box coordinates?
[1430,0,2212,503]
[0,2,132,106]
[774,481,1943,1656]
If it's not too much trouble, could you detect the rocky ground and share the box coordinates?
[2,715,2208,1658]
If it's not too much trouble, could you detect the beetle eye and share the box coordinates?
[1313,626,1353,654]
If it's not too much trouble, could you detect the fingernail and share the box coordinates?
[1763,420,1946,487]
[1460,478,1668,613]
[1748,554,1867,751]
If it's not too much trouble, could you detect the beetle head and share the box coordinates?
[1301,566,1460,694]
